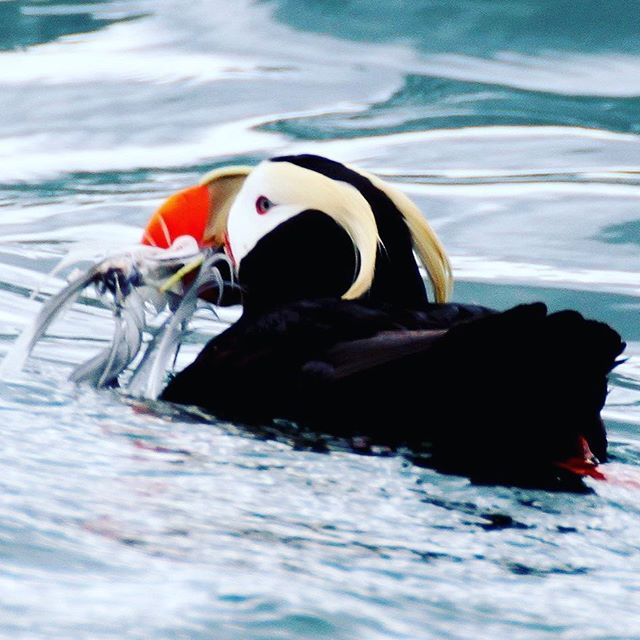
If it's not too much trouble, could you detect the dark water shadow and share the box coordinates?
[123,396,596,494]
[454,280,640,343]
[0,0,146,51]
[260,0,640,55]
[262,75,640,140]
[598,220,640,247]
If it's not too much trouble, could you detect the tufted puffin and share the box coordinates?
[161,154,625,490]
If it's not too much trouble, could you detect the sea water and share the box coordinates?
[1,1,639,638]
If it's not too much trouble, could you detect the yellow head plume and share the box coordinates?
[348,165,453,303]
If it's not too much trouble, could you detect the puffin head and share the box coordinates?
[226,154,453,313]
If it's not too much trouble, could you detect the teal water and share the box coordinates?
[1,1,640,638]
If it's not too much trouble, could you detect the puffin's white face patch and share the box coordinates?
[226,162,303,265]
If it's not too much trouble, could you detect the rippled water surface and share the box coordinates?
[1,1,640,638]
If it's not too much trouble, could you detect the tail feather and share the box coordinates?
[310,303,624,486]
[421,303,625,477]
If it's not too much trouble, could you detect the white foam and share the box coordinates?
[0,33,256,86]
[308,126,640,178]
[418,52,640,97]
[401,178,640,199]
[0,116,286,182]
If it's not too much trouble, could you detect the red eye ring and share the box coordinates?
[255,195,273,215]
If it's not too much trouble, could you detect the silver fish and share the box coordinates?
[1,240,236,395]
[128,252,234,399]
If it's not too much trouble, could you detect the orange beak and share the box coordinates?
[141,184,213,249]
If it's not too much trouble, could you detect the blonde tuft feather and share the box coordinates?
[347,165,453,302]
